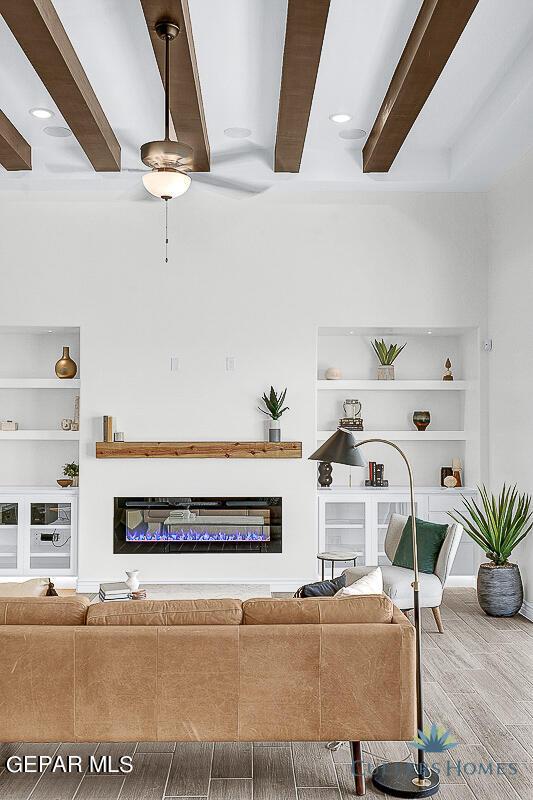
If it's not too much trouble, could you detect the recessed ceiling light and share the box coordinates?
[329,113,352,124]
[348,330,355,335]
[29,107,54,119]
[339,128,367,141]
[224,127,252,139]
[43,126,72,138]
[427,330,433,335]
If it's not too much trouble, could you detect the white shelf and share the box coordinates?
[317,430,468,441]
[325,523,364,529]
[316,380,467,391]
[0,378,80,389]
[29,552,70,558]
[0,430,79,441]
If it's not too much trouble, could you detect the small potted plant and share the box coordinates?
[63,461,79,487]
[371,339,406,380]
[258,387,289,442]
[450,485,532,617]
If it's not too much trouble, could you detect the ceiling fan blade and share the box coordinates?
[192,173,270,197]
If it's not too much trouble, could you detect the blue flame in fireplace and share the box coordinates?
[126,528,268,542]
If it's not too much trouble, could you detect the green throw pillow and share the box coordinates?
[392,516,449,574]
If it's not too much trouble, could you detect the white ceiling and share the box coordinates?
[1,0,533,195]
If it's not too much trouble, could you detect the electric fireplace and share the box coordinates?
[114,497,282,554]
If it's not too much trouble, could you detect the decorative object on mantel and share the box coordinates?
[62,461,79,487]
[365,462,388,487]
[55,346,77,379]
[450,484,533,617]
[339,399,363,431]
[103,415,113,442]
[452,457,463,488]
[258,386,289,442]
[309,428,364,488]
[325,367,342,380]
[0,420,18,431]
[125,570,140,593]
[413,410,431,431]
[57,478,73,488]
[96,441,302,459]
[371,339,406,380]
[443,358,454,381]
[114,431,125,442]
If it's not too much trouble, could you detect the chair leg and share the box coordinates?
[432,606,444,634]
[350,741,365,796]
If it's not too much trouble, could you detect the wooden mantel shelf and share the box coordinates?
[96,441,302,459]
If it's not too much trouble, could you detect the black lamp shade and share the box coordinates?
[309,428,366,468]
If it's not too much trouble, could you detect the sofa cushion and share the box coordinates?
[295,575,346,597]
[242,595,394,625]
[86,598,243,626]
[392,516,449,574]
[0,596,90,625]
[0,578,50,597]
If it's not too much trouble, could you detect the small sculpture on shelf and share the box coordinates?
[339,398,364,431]
[443,358,454,381]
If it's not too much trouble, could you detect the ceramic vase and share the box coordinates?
[55,346,78,379]
[377,365,394,380]
[413,411,431,431]
[477,563,523,616]
[269,419,281,442]
[125,570,140,593]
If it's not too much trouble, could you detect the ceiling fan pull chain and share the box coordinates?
[165,200,169,263]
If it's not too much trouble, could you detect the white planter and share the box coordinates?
[269,419,281,442]
[125,570,140,592]
[377,365,395,380]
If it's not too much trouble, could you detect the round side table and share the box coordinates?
[317,551,359,581]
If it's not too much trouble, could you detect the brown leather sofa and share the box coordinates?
[0,593,416,796]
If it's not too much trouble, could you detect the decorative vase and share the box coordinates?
[413,411,431,431]
[317,461,333,488]
[325,367,342,380]
[477,562,523,616]
[377,365,394,380]
[57,479,72,488]
[269,420,281,442]
[55,346,77,379]
[125,570,140,593]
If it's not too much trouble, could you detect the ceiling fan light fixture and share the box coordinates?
[142,168,191,200]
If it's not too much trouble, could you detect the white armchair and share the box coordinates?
[342,513,463,633]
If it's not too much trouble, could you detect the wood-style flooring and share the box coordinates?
[1,589,532,799]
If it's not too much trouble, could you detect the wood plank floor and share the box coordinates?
[1,589,532,799]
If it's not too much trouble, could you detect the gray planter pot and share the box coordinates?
[477,562,523,617]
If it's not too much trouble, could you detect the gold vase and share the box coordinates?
[55,346,77,379]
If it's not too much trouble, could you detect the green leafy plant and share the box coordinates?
[258,387,289,420]
[63,462,79,479]
[371,339,406,366]
[449,484,533,566]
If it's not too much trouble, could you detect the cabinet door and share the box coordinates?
[428,495,478,577]
[376,498,425,565]
[321,500,366,577]
[29,499,73,573]
[0,500,19,573]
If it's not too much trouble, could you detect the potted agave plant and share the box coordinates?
[258,387,289,442]
[450,485,533,617]
[371,339,406,380]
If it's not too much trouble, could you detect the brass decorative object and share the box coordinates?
[55,346,77,379]
[443,358,454,381]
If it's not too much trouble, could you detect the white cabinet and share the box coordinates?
[318,487,478,582]
[0,488,78,577]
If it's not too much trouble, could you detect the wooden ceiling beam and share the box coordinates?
[363,0,479,173]
[275,0,330,173]
[0,110,31,170]
[139,0,210,172]
[0,0,120,171]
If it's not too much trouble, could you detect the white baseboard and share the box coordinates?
[520,599,533,622]
[76,578,306,594]
[444,576,476,588]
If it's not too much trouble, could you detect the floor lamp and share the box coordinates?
[309,428,439,798]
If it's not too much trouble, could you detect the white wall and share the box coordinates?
[0,188,488,589]
[488,149,533,608]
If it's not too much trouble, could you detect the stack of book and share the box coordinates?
[99,582,130,602]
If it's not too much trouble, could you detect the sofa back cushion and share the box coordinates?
[0,578,51,597]
[86,598,243,626]
[242,595,394,625]
[0,596,90,625]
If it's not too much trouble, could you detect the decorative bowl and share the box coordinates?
[57,479,73,488]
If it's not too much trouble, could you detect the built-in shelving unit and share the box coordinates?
[317,380,468,391]
[0,378,81,389]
